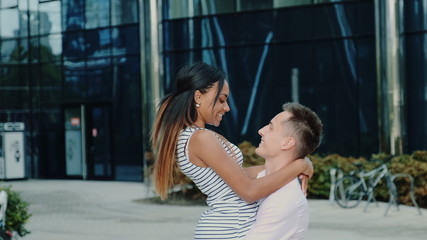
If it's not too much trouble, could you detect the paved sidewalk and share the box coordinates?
[5,179,427,240]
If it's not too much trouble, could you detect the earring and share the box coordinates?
[195,103,200,108]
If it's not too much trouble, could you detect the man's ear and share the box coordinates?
[281,137,296,150]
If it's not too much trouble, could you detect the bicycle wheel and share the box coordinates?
[335,176,364,208]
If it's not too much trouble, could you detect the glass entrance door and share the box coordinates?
[65,107,84,177]
[86,104,114,180]
[64,103,114,180]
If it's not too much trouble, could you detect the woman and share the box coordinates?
[151,62,313,239]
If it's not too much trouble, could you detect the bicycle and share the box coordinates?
[334,162,422,216]
[334,162,389,211]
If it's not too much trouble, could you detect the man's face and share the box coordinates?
[255,111,293,159]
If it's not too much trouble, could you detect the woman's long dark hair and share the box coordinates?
[151,62,226,199]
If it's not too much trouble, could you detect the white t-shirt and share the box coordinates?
[245,170,309,240]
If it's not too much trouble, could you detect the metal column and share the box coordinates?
[375,0,406,155]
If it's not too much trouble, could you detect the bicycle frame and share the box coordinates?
[335,164,389,210]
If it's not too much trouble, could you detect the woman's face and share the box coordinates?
[194,81,230,127]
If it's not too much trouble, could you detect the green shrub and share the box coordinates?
[239,142,427,208]
[0,185,32,237]
[152,141,427,209]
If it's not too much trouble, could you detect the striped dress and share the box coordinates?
[176,127,259,239]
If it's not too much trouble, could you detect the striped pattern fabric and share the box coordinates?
[176,127,258,239]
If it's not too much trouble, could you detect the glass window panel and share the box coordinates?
[18,0,29,37]
[40,34,62,61]
[0,39,18,61]
[30,64,41,89]
[274,0,311,8]
[238,0,272,11]
[18,38,28,63]
[275,7,312,42]
[167,0,198,19]
[64,59,86,100]
[28,0,39,36]
[112,56,142,181]
[313,4,356,39]
[39,0,62,34]
[355,38,378,155]
[85,29,111,58]
[85,0,110,29]
[404,0,427,32]
[62,0,85,31]
[29,37,39,62]
[112,25,139,56]
[198,0,235,15]
[0,64,28,86]
[85,58,112,99]
[1,0,18,8]
[40,61,62,87]
[0,8,20,38]
[355,1,375,36]
[233,11,273,45]
[406,33,427,151]
[111,0,138,25]
[63,31,85,59]
[0,90,29,108]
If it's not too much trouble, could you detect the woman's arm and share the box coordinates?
[244,165,265,179]
[188,130,311,203]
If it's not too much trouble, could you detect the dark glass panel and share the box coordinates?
[355,0,375,36]
[220,45,277,145]
[85,0,110,29]
[29,37,39,63]
[63,31,85,59]
[30,64,42,89]
[40,34,62,62]
[313,4,356,39]
[0,64,28,86]
[164,18,193,51]
[233,11,273,45]
[404,0,427,32]
[62,0,85,31]
[239,0,272,11]
[312,40,360,155]
[38,111,64,177]
[63,59,86,101]
[111,0,138,26]
[39,88,62,109]
[274,7,312,42]
[85,29,111,58]
[112,25,140,56]
[0,89,29,108]
[111,56,142,181]
[355,38,378,155]
[0,39,18,61]
[40,61,62,87]
[85,58,112,99]
[163,50,203,92]
[39,0,61,34]
[406,33,427,151]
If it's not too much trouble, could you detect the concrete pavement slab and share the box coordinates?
[4,179,426,240]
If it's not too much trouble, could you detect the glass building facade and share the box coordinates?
[0,0,426,181]
[0,0,142,180]
[161,0,427,157]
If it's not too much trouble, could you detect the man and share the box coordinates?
[245,102,323,240]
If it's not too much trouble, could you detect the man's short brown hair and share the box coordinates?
[282,102,323,158]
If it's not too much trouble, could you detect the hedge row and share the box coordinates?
[158,141,426,208]
[239,141,427,208]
